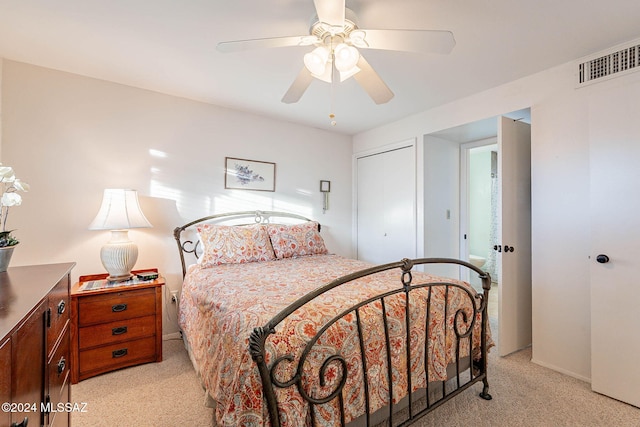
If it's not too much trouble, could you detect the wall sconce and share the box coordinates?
[320,180,331,214]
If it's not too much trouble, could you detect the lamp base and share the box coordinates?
[100,230,138,281]
[106,273,134,283]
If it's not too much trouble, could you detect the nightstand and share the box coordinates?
[70,269,164,383]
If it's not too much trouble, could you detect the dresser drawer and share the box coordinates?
[48,327,70,413]
[79,315,156,350]
[79,336,156,377]
[78,288,155,326]
[47,275,70,354]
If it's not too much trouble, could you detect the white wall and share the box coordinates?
[354,53,640,381]
[423,134,459,278]
[0,60,353,335]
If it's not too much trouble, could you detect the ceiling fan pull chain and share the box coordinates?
[330,61,337,126]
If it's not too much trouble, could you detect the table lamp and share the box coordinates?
[89,189,152,281]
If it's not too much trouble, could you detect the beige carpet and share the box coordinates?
[72,333,640,427]
[71,338,213,427]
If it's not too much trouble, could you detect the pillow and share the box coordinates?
[267,221,329,259]
[196,223,275,267]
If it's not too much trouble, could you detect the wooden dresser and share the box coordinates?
[0,262,75,427]
[70,271,164,383]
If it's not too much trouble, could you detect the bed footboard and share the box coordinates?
[249,258,492,427]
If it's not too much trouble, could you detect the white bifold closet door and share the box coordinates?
[356,145,416,265]
[589,81,640,408]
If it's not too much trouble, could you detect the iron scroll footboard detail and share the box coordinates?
[249,258,492,427]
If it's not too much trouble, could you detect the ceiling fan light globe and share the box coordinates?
[339,65,360,82]
[312,63,334,83]
[334,43,360,72]
[304,46,330,75]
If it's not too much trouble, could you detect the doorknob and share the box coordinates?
[596,254,610,264]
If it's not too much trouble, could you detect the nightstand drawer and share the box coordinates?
[79,336,156,376]
[78,288,155,326]
[79,315,156,350]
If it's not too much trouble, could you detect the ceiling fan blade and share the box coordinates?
[313,0,345,27]
[217,35,312,53]
[353,56,394,105]
[359,29,455,54]
[282,67,314,104]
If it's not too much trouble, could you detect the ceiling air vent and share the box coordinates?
[577,38,640,87]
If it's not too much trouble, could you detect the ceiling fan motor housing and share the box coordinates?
[310,7,358,40]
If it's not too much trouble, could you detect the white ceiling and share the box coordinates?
[1,1,639,135]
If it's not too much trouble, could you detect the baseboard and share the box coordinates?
[530,357,591,383]
[163,332,182,341]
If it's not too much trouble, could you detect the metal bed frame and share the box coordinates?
[174,211,492,426]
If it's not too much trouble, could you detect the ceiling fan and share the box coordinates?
[216,0,455,106]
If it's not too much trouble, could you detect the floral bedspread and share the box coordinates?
[179,254,489,426]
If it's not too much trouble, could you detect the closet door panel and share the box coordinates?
[589,82,640,407]
[357,145,415,264]
[381,147,416,262]
[357,152,385,263]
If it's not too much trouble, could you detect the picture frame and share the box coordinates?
[225,157,276,192]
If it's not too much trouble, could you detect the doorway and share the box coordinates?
[461,141,498,291]
[424,108,532,356]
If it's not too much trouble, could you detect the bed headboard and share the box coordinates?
[173,210,316,278]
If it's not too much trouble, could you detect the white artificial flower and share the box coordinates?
[0,164,28,240]
[0,167,14,180]
[1,192,22,207]
[13,179,30,192]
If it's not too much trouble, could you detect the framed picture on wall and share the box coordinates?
[225,157,276,191]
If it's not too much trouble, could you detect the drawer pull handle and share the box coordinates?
[57,357,66,375]
[112,348,128,358]
[112,326,128,335]
[57,300,66,315]
[112,303,128,312]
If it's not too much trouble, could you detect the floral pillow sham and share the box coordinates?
[196,223,275,267]
[266,221,329,259]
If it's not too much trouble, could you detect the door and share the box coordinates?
[589,82,640,407]
[497,116,532,356]
[356,145,416,264]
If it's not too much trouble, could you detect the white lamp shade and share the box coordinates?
[89,189,152,230]
[89,189,151,281]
